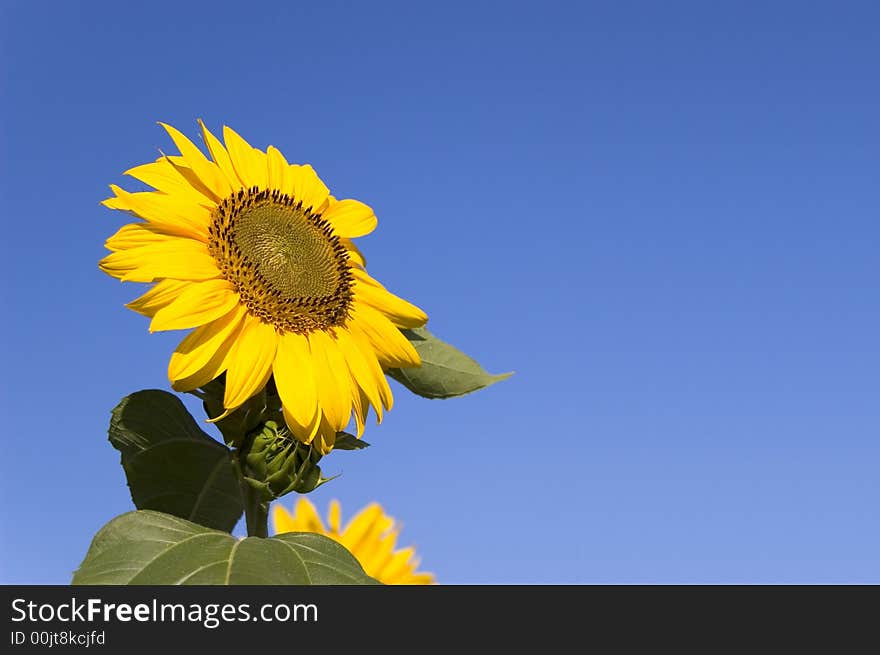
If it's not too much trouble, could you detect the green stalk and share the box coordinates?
[232,449,269,538]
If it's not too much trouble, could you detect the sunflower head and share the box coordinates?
[100,121,429,454]
[273,498,435,585]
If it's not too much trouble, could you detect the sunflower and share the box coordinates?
[273,498,434,585]
[100,121,427,454]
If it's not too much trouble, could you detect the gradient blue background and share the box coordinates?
[1,1,878,584]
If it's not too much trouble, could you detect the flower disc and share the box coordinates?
[209,188,354,333]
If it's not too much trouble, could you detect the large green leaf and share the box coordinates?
[109,390,243,532]
[72,510,377,585]
[387,327,512,399]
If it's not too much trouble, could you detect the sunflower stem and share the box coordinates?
[244,489,269,538]
[232,449,269,538]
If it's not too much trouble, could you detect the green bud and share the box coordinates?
[240,421,332,500]
[191,378,365,505]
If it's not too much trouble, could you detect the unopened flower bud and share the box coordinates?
[241,421,332,500]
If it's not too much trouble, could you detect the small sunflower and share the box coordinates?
[273,498,434,585]
[100,121,427,453]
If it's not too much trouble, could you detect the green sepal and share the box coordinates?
[197,376,268,448]
[333,432,371,450]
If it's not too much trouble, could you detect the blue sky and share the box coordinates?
[1,0,878,583]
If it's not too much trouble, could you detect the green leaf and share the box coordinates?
[109,390,243,533]
[386,327,512,399]
[72,510,377,585]
[332,432,370,450]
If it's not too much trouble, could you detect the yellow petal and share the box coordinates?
[351,304,421,369]
[223,125,267,189]
[403,572,436,585]
[99,239,220,283]
[266,145,291,195]
[223,315,278,409]
[171,340,243,391]
[102,185,210,241]
[339,503,391,554]
[327,500,342,535]
[125,279,190,317]
[307,330,353,431]
[150,279,239,332]
[168,304,247,382]
[274,331,321,444]
[336,328,384,424]
[295,497,328,533]
[281,403,322,446]
[198,119,243,191]
[376,546,421,583]
[350,384,367,438]
[158,122,231,200]
[340,238,366,267]
[271,504,298,534]
[322,199,377,238]
[104,223,181,252]
[251,147,268,185]
[124,159,214,207]
[313,418,338,455]
[356,527,398,575]
[163,155,224,204]
[317,193,335,215]
[289,164,329,212]
[352,268,428,328]
[170,315,243,392]
[347,323,393,412]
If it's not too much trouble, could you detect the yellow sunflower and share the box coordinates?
[273,498,434,585]
[99,121,427,454]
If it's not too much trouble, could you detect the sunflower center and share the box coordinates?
[208,187,353,333]
[234,202,341,300]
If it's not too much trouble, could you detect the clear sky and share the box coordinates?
[1,0,878,584]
